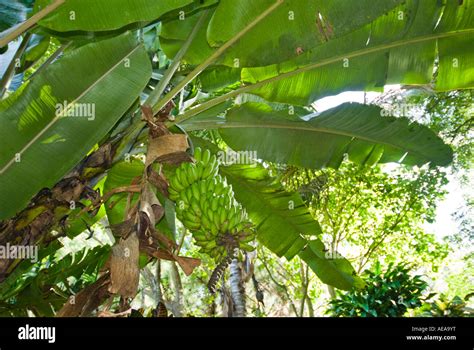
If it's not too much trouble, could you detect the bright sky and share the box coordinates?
[312,88,467,240]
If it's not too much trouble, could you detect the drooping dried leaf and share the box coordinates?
[174,255,201,276]
[82,143,113,169]
[147,168,169,196]
[139,184,162,224]
[156,100,175,121]
[108,232,140,298]
[139,237,200,275]
[145,134,189,167]
[51,177,85,203]
[57,274,111,317]
[153,151,193,166]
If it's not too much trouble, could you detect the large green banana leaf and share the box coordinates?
[0,245,110,316]
[299,240,365,290]
[35,0,192,32]
[160,0,404,68]
[207,0,404,67]
[192,137,363,290]
[0,33,152,221]
[184,102,453,169]
[159,8,215,66]
[222,163,363,290]
[222,163,318,259]
[240,0,474,105]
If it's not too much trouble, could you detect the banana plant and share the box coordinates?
[0,0,472,299]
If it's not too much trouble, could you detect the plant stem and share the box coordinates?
[229,258,246,317]
[145,9,210,108]
[152,0,284,114]
[0,0,65,48]
[299,262,308,317]
[169,262,183,317]
[0,33,32,98]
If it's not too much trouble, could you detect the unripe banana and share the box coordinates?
[168,147,257,261]
[194,147,202,162]
[201,215,211,230]
[187,220,203,230]
[188,163,199,184]
[169,176,185,192]
[239,242,255,252]
[176,167,188,188]
[219,207,227,226]
[202,149,211,164]
[203,240,217,250]
[240,232,256,243]
[200,179,208,195]
[210,225,218,237]
[206,209,215,224]
[190,201,202,216]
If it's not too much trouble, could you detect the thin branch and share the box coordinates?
[156,259,162,303]
[169,262,183,317]
[357,199,413,272]
[260,253,299,316]
[304,264,314,317]
[176,228,187,255]
[0,33,32,98]
[449,116,474,142]
[0,0,65,47]
[299,262,308,317]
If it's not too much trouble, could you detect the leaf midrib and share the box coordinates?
[182,119,447,162]
[0,44,143,175]
[175,27,474,124]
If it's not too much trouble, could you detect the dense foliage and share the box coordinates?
[0,0,472,317]
[328,263,428,317]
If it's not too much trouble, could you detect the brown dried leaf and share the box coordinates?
[174,255,201,276]
[153,151,193,166]
[83,143,113,169]
[57,274,111,317]
[140,243,175,261]
[141,105,154,123]
[51,177,85,203]
[145,134,189,167]
[139,184,162,225]
[147,168,169,197]
[108,232,140,298]
[139,237,199,275]
[156,101,175,121]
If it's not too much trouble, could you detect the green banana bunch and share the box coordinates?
[168,147,256,260]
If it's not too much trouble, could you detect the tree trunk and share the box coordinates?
[169,261,183,317]
[229,258,246,317]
